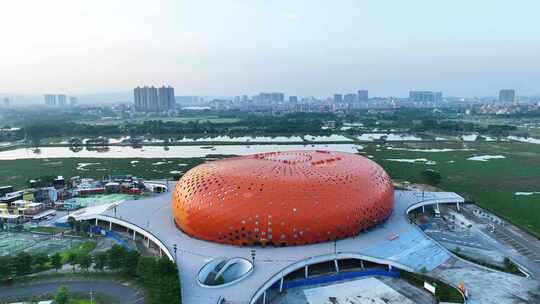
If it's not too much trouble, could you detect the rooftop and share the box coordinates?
[94,183,463,304]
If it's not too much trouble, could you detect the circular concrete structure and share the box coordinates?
[172,150,394,246]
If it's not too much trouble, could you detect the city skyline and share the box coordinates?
[1,87,536,105]
[1,1,539,97]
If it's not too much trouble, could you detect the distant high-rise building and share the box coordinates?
[69,97,78,107]
[3,98,10,107]
[134,87,145,111]
[357,90,369,102]
[333,94,343,103]
[44,94,56,106]
[135,86,175,112]
[158,86,176,111]
[176,96,200,104]
[499,89,516,102]
[147,87,159,111]
[289,96,298,103]
[256,92,284,103]
[271,92,285,102]
[57,94,67,107]
[344,93,357,103]
[259,93,272,102]
[409,91,443,102]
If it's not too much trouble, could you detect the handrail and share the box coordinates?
[93,214,174,261]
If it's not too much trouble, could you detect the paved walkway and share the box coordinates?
[432,258,540,304]
[272,276,436,304]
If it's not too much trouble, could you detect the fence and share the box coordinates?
[280,268,400,290]
[91,226,134,251]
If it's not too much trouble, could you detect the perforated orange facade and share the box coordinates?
[172,150,394,247]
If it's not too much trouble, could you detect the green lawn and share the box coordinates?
[30,226,66,234]
[1,140,539,238]
[60,241,97,263]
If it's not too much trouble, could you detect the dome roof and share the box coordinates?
[172,150,394,246]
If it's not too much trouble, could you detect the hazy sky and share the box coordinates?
[1,0,539,97]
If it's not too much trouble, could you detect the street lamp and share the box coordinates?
[173,243,178,263]
[250,249,256,265]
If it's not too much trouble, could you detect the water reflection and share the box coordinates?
[86,146,111,153]
[0,144,361,160]
[69,146,84,153]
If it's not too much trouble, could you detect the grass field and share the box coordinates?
[364,141,540,238]
[0,141,539,238]
[0,157,207,188]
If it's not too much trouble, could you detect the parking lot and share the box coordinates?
[418,203,540,278]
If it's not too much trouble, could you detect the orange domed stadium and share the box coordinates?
[172,150,394,246]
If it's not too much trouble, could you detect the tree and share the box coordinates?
[0,256,13,280]
[51,253,62,272]
[157,257,178,277]
[54,285,69,304]
[122,250,141,276]
[80,221,90,236]
[215,275,225,285]
[67,252,78,268]
[154,257,180,303]
[421,169,442,186]
[107,245,127,270]
[93,252,107,271]
[33,252,49,272]
[136,256,156,282]
[136,256,180,304]
[78,252,92,271]
[13,252,32,276]
[29,296,40,304]
[67,217,77,231]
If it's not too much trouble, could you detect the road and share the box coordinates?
[0,281,145,304]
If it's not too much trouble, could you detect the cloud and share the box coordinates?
[284,13,299,21]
